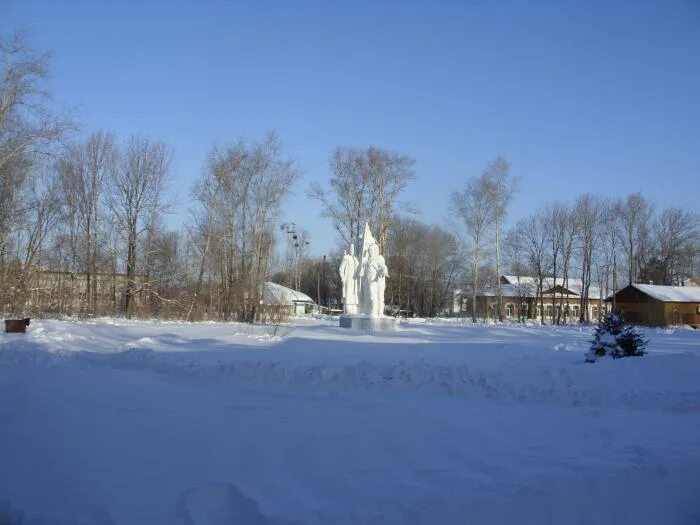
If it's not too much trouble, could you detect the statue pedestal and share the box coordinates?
[339,314,399,332]
[344,303,358,315]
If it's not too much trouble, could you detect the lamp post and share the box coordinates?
[281,222,309,291]
[317,255,327,307]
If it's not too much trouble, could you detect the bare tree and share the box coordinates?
[9,159,62,315]
[0,33,68,171]
[619,193,653,285]
[543,203,566,324]
[0,33,69,287]
[145,229,186,317]
[385,216,463,317]
[57,131,115,313]
[309,146,414,253]
[451,171,494,322]
[188,132,299,322]
[0,153,32,280]
[107,135,171,318]
[185,159,222,321]
[574,194,605,322]
[484,157,516,321]
[642,208,699,285]
[503,226,531,322]
[515,213,550,324]
[595,199,622,310]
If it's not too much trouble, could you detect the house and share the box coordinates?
[608,283,700,327]
[263,282,317,315]
[454,275,608,322]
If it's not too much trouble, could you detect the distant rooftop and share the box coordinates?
[627,283,700,303]
[501,276,603,300]
[264,282,315,305]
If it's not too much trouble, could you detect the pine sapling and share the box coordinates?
[586,312,647,362]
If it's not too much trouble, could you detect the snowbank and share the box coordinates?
[1,318,699,524]
[2,318,698,410]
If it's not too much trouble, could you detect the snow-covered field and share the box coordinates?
[1,317,699,524]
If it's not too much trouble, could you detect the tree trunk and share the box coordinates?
[125,228,136,319]
[495,218,503,321]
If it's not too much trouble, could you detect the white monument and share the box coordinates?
[339,223,398,331]
[339,244,359,314]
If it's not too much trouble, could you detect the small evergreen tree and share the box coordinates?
[586,312,647,362]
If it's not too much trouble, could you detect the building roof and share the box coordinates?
[501,276,603,300]
[474,282,538,298]
[263,282,315,305]
[626,283,700,303]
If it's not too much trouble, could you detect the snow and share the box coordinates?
[630,283,700,303]
[1,317,699,524]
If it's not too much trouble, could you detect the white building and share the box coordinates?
[263,282,316,315]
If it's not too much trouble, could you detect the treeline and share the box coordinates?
[0,35,299,321]
[505,194,698,323]
[2,34,698,322]
[1,34,461,321]
[452,160,700,324]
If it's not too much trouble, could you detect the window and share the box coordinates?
[546,305,553,318]
[506,303,515,318]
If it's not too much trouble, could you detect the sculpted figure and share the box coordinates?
[360,242,389,316]
[339,244,359,314]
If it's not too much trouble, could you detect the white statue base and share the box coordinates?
[344,303,358,315]
[339,314,399,332]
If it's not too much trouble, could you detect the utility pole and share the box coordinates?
[281,222,297,289]
[322,255,326,307]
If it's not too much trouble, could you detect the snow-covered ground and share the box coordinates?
[1,317,699,524]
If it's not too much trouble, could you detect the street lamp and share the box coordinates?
[281,222,309,291]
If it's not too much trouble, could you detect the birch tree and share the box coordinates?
[484,157,516,321]
[451,172,494,322]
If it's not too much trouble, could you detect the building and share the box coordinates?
[608,283,700,327]
[9,269,146,317]
[453,275,608,322]
[263,282,317,315]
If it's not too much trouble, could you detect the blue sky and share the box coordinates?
[3,0,699,255]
